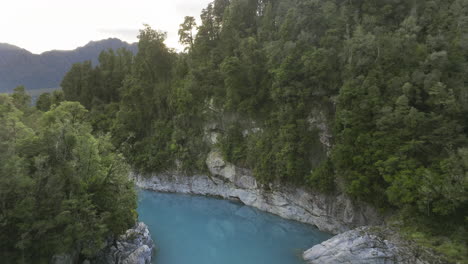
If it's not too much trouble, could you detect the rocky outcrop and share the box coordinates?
[133,151,439,264]
[94,222,154,264]
[133,150,382,234]
[51,253,76,264]
[303,226,443,264]
[307,109,333,153]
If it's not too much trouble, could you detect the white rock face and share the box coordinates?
[132,151,439,264]
[303,226,437,264]
[95,222,154,264]
[51,254,74,264]
[133,150,381,234]
[308,110,332,152]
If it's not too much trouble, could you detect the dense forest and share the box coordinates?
[0,87,136,262]
[2,0,467,262]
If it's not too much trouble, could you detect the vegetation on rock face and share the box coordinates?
[3,0,466,262]
[0,89,136,263]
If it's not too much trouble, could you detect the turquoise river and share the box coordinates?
[137,189,332,264]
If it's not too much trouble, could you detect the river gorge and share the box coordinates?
[138,190,331,264]
[130,151,442,264]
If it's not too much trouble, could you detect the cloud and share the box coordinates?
[175,0,211,18]
[0,0,213,53]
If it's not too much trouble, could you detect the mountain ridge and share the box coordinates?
[0,43,29,52]
[0,38,138,92]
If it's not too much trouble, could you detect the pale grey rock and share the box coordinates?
[303,226,441,264]
[206,150,237,182]
[207,131,220,144]
[132,150,382,234]
[242,127,262,137]
[51,254,74,264]
[203,122,221,145]
[95,222,154,264]
[132,151,441,264]
[308,110,332,153]
[122,245,151,264]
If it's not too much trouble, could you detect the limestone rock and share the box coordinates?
[303,226,442,264]
[95,222,154,264]
[307,109,332,153]
[132,150,382,234]
[51,254,74,264]
[132,151,442,264]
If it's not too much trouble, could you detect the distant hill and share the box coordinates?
[0,38,138,93]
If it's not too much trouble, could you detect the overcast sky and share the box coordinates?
[0,0,213,54]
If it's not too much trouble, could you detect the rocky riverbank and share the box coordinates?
[133,150,382,235]
[133,150,445,264]
[94,222,154,264]
[52,222,154,264]
[303,226,444,264]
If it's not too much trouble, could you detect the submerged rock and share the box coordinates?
[303,226,443,264]
[95,222,154,264]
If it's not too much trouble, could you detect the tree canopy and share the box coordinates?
[0,90,136,263]
[49,0,468,262]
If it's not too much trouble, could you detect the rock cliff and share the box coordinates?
[133,151,443,264]
[303,226,443,264]
[133,150,382,235]
[94,222,154,264]
[51,222,154,264]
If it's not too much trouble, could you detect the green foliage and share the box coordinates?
[0,98,136,262]
[399,221,468,264]
[179,16,197,50]
[113,26,209,173]
[219,124,248,165]
[308,159,335,193]
[12,85,31,110]
[51,90,65,105]
[36,92,52,111]
[55,1,467,261]
[61,48,133,110]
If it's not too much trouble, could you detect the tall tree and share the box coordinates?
[179,16,197,50]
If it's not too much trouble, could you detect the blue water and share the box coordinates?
[137,190,331,264]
